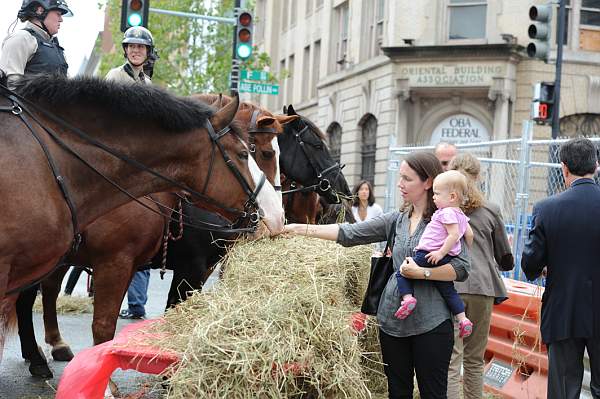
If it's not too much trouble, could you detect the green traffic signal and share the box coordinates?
[236,43,252,60]
[127,13,142,27]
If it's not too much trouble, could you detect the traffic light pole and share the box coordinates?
[552,0,566,139]
[230,0,242,96]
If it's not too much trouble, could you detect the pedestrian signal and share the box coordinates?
[532,82,555,125]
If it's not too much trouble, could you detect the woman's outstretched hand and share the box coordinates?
[399,257,424,279]
[282,224,302,235]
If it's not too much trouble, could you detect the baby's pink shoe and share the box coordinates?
[394,297,417,320]
[459,319,473,338]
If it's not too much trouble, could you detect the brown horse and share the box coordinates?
[0,75,284,365]
[18,96,296,378]
[281,175,320,224]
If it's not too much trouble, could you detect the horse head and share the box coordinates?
[277,104,351,204]
[193,94,297,193]
[200,95,284,235]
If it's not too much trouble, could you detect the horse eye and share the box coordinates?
[239,150,249,160]
[261,150,275,159]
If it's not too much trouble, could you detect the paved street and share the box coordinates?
[0,269,214,399]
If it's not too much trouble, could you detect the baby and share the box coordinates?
[395,170,474,338]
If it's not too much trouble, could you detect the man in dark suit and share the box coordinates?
[522,137,600,399]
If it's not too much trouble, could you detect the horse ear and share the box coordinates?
[274,114,300,125]
[282,105,288,114]
[210,93,239,130]
[287,104,297,115]
[256,115,276,127]
[218,93,223,108]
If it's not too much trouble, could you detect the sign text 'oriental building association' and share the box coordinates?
[400,63,506,87]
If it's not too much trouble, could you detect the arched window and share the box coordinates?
[560,113,600,138]
[327,122,342,165]
[360,114,377,185]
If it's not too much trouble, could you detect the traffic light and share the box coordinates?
[120,0,150,32]
[527,4,553,62]
[532,82,555,125]
[235,11,253,60]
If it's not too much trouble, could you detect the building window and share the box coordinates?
[287,54,295,105]
[279,59,286,109]
[290,0,298,27]
[302,46,310,101]
[580,0,600,50]
[311,40,321,98]
[332,2,349,72]
[361,0,385,60]
[281,0,289,32]
[581,0,600,26]
[448,0,487,40]
[360,115,377,185]
[327,123,342,165]
[255,0,266,41]
[306,0,313,17]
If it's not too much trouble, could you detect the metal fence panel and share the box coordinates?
[385,122,600,282]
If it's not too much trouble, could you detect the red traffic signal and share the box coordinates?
[239,12,252,27]
[130,0,142,10]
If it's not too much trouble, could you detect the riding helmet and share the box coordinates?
[18,0,73,21]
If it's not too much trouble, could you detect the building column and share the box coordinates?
[385,79,411,210]
[394,78,411,147]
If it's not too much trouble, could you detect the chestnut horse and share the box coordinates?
[0,75,284,366]
[162,102,353,310]
[16,95,295,378]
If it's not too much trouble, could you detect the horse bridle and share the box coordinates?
[0,85,267,236]
[246,109,281,193]
[282,120,344,197]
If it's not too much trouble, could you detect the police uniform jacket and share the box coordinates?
[0,21,68,90]
[105,62,151,85]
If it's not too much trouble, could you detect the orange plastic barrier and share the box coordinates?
[483,278,547,398]
[56,319,179,399]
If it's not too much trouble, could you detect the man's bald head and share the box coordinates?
[435,142,458,171]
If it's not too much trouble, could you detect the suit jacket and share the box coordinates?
[522,178,600,344]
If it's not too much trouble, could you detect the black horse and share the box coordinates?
[162,105,352,308]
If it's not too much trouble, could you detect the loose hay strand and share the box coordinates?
[153,236,377,398]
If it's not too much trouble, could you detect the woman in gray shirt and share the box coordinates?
[285,152,470,398]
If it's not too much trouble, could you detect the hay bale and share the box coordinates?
[33,294,93,314]
[153,236,385,398]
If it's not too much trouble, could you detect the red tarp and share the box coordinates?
[55,319,179,399]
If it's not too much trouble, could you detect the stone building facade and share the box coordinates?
[252,0,600,202]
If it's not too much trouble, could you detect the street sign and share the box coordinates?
[239,81,279,95]
[240,69,269,81]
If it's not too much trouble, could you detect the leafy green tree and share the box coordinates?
[98,0,279,95]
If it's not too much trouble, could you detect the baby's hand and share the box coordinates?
[425,251,443,265]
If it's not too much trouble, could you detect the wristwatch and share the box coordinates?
[423,269,431,280]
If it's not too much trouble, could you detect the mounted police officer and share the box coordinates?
[0,0,72,379]
[0,0,73,90]
[106,26,157,319]
[106,26,155,85]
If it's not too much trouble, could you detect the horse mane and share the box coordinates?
[191,93,263,140]
[15,74,215,132]
[194,93,262,114]
[299,115,327,142]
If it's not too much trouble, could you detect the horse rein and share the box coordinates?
[0,85,266,235]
